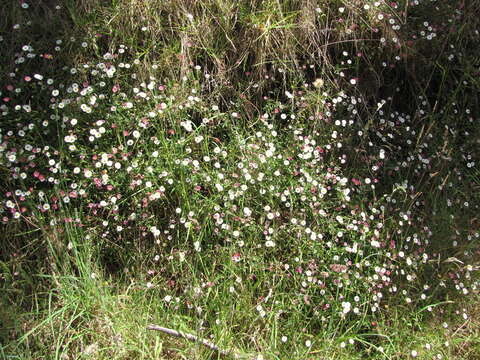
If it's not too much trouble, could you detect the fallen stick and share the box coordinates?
[147,324,242,358]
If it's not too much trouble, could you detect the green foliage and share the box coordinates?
[1,0,479,359]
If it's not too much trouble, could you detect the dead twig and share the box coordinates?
[147,324,242,358]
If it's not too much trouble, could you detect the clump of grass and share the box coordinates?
[60,0,455,108]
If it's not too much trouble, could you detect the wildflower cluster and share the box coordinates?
[1,0,479,357]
